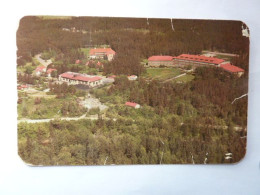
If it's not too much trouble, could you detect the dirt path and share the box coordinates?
[162,73,186,83]
[18,114,98,124]
[35,54,52,67]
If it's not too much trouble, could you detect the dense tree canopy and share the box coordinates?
[17,16,248,165]
[17,17,249,76]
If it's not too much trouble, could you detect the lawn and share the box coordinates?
[173,74,195,83]
[214,54,234,61]
[17,62,36,74]
[144,68,182,80]
[80,48,90,57]
[18,97,63,119]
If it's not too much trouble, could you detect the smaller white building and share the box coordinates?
[128,75,138,81]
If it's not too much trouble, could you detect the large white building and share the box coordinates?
[59,72,103,87]
[89,48,116,61]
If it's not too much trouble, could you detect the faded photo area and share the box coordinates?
[17,16,249,165]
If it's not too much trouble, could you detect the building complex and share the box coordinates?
[59,72,103,87]
[148,54,245,76]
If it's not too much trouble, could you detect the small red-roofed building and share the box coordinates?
[18,84,29,90]
[75,59,81,64]
[108,75,116,79]
[59,72,103,87]
[220,63,245,77]
[96,61,103,67]
[125,102,141,109]
[89,48,116,61]
[35,66,47,76]
[148,56,174,67]
[46,68,57,77]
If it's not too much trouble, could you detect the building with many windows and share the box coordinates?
[148,56,174,67]
[220,63,245,77]
[173,54,225,67]
[59,72,103,87]
[89,48,116,61]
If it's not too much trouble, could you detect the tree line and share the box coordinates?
[17,17,249,76]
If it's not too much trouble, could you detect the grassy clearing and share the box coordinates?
[80,48,90,57]
[27,90,56,99]
[214,54,233,61]
[18,97,63,119]
[173,74,195,83]
[144,68,182,80]
[17,62,37,74]
[17,95,84,119]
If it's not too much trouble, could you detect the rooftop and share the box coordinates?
[47,68,57,74]
[148,56,173,61]
[125,102,139,107]
[174,54,225,64]
[60,72,102,82]
[36,66,46,72]
[89,48,116,55]
[220,63,245,73]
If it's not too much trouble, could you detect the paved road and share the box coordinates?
[18,114,98,124]
[35,54,52,67]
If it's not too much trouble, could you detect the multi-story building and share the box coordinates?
[89,48,116,61]
[220,63,245,77]
[173,54,225,67]
[148,56,174,67]
[59,72,103,87]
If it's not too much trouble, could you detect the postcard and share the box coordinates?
[17,16,249,165]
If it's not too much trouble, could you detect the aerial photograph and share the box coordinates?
[17,16,249,165]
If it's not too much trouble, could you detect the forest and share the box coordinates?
[17,16,249,165]
[17,16,249,75]
[18,67,247,165]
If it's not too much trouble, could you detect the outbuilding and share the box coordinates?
[125,102,141,109]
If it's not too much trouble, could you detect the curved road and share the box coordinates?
[35,54,52,67]
[18,114,98,124]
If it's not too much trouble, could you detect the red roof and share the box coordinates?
[174,54,225,65]
[96,61,103,66]
[75,59,81,64]
[89,48,116,55]
[220,63,245,73]
[125,102,138,107]
[47,68,57,74]
[60,72,102,82]
[18,85,28,89]
[148,56,173,61]
[36,66,46,72]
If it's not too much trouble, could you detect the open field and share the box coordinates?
[173,74,195,83]
[18,97,63,119]
[144,68,182,80]
[27,90,56,99]
[80,48,90,57]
